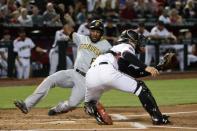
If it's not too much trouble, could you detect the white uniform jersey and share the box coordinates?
[92,43,135,70]
[13,37,35,57]
[52,29,69,48]
[72,32,112,72]
[150,26,171,38]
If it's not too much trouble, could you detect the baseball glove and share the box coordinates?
[157,52,178,71]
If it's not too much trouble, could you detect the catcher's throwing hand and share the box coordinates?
[157,52,177,71]
[145,66,160,77]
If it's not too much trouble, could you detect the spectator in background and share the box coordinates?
[174,1,184,15]
[64,5,75,27]
[55,3,67,25]
[134,22,150,37]
[146,21,177,66]
[179,29,197,66]
[0,0,7,23]
[120,0,136,21]
[158,7,171,24]
[169,8,183,24]
[183,0,196,18]
[134,22,150,61]
[75,1,87,25]
[17,8,33,26]
[154,2,165,18]
[14,29,47,79]
[43,2,62,26]
[104,18,118,45]
[0,30,11,77]
[134,0,151,18]
[31,5,43,26]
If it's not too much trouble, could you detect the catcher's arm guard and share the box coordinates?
[156,52,178,71]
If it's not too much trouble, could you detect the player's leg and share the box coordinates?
[14,70,74,114]
[107,71,170,125]
[84,66,112,125]
[15,60,23,79]
[66,56,73,69]
[49,48,58,75]
[23,62,30,79]
[48,71,86,115]
[136,80,170,125]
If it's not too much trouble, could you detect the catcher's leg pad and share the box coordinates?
[84,101,113,125]
[137,81,166,121]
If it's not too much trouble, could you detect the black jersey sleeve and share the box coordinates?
[122,51,147,70]
[118,58,150,78]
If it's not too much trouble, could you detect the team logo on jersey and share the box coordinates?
[19,45,31,51]
[79,44,101,56]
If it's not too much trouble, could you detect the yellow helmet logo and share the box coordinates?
[95,20,101,26]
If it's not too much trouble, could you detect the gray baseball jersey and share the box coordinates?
[72,32,112,73]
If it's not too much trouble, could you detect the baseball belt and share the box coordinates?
[75,68,86,77]
[19,56,30,59]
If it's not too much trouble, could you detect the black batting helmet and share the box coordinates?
[89,20,104,34]
[118,29,146,47]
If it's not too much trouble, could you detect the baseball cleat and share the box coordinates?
[152,115,171,125]
[48,108,68,116]
[95,103,113,125]
[14,100,28,114]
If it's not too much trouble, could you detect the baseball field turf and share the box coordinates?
[0,78,197,109]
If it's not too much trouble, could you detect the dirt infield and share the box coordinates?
[0,71,197,130]
[0,104,197,130]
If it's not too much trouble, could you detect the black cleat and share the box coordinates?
[14,100,28,114]
[152,115,171,125]
[48,108,68,116]
[48,108,58,116]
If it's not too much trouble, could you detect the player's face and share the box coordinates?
[19,32,26,39]
[90,29,102,43]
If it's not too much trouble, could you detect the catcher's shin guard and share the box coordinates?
[136,80,170,124]
[84,101,113,125]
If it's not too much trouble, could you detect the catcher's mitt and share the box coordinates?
[157,52,178,71]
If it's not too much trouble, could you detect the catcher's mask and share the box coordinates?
[118,29,147,53]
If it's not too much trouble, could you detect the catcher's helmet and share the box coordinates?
[118,29,146,48]
[89,20,104,34]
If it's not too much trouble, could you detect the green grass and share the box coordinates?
[0,78,197,109]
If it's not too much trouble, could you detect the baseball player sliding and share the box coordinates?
[84,29,170,125]
[14,20,112,115]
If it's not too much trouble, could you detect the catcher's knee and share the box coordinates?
[134,80,150,96]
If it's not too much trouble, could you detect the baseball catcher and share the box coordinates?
[84,29,171,125]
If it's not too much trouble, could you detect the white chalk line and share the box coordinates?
[14,110,197,118]
[126,110,197,117]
